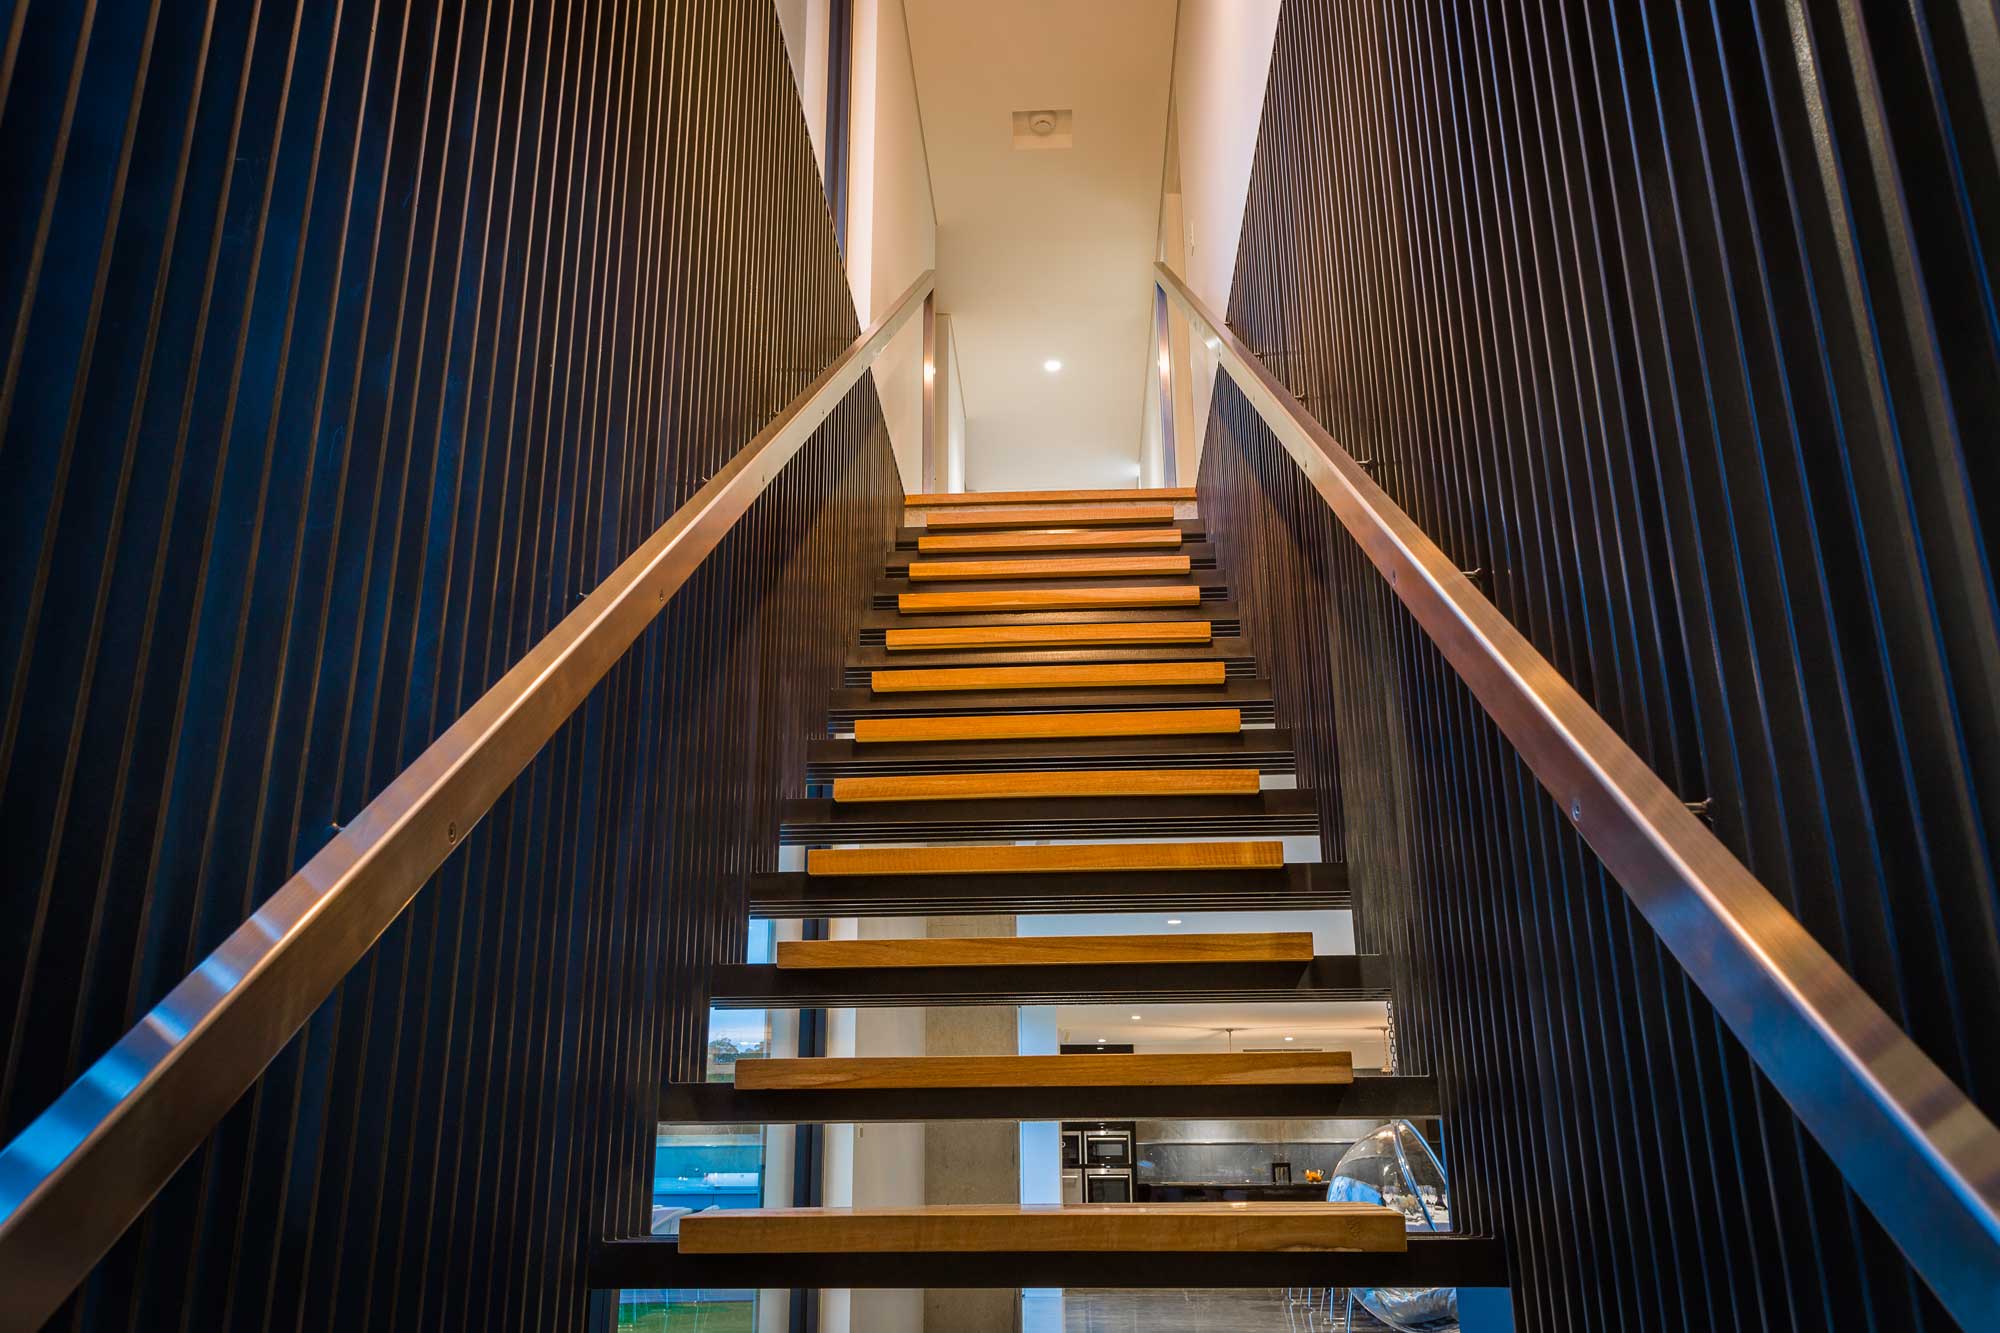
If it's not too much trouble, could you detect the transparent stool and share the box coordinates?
[1327,1120,1458,1332]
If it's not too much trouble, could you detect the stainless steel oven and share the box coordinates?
[1083,1129,1132,1169]
[1083,1167,1133,1203]
[1061,1130,1082,1170]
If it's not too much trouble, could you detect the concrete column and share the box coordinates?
[923,916,1019,1333]
[847,918,927,1332]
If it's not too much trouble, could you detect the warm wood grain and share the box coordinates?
[831,767,1259,803]
[676,1201,1405,1255]
[883,621,1213,651]
[922,504,1179,530]
[852,707,1241,743]
[735,1051,1354,1090]
[898,586,1201,613]
[805,840,1283,877]
[775,930,1315,969]
[915,528,1185,554]
[871,662,1226,693]
[906,555,1192,581]
[903,486,1198,507]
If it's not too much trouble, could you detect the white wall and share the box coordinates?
[848,0,937,492]
[1166,0,1281,459]
[774,0,936,493]
[773,0,830,175]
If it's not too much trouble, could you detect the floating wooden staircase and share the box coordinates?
[620,486,1447,1288]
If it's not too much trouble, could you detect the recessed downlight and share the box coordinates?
[1043,358,1063,373]
[1131,1015,1142,1021]
[1165,918,1182,926]
[1284,1036,1295,1042]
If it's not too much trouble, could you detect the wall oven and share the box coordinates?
[1083,1129,1132,1169]
[1083,1167,1133,1204]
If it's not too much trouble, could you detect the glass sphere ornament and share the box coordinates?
[1327,1119,1458,1332]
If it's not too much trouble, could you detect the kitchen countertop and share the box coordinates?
[1135,1181,1331,1203]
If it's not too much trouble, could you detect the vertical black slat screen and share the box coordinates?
[0,1,900,1330]
[1201,1,1999,1330]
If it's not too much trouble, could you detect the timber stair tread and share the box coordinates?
[830,679,1274,726]
[905,555,1193,581]
[805,728,1296,778]
[829,768,1259,803]
[871,662,1225,693]
[903,486,1197,508]
[848,645,1257,685]
[774,931,1313,969]
[859,603,1240,641]
[749,861,1347,918]
[893,585,1209,613]
[736,1051,1354,1091]
[846,642,1257,684]
[919,503,1180,530]
[889,543,1217,575]
[851,706,1241,743]
[914,527,1187,553]
[710,954,1386,1005]
[883,620,1213,650]
[675,1202,1403,1256]
[779,787,1317,843]
[894,517,1206,548]
[805,840,1284,877]
[661,1074,1436,1123]
[590,1236,1503,1291]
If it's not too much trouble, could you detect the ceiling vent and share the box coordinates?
[1011,108,1073,150]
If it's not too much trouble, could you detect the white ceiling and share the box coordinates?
[904,0,1177,491]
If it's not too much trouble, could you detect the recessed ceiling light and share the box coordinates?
[1165,918,1182,925]
[1284,1036,1295,1042]
[1096,1037,1106,1043]
[1131,1015,1142,1021]
[1043,358,1063,373]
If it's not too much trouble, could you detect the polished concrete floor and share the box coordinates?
[1058,1289,1378,1331]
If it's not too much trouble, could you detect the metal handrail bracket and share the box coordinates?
[1154,261,2000,1324]
[0,270,935,1328]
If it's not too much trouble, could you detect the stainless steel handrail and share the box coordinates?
[0,270,935,1328]
[1155,261,2000,1325]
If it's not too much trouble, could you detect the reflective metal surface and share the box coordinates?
[0,256,930,1329]
[1157,261,2000,1325]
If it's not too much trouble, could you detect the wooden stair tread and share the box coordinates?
[872,662,1226,693]
[883,621,1213,652]
[916,528,1186,554]
[676,1201,1403,1255]
[775,931,1314,969]
[736,1051,1353,1090]
[853,708,1242,743]
[899,587,1202,613]
[906,555,1191,582]
[904,486,1198,507]
[923,504,1179,530]
[806,840,1283,877]
[831,768,1259,803]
